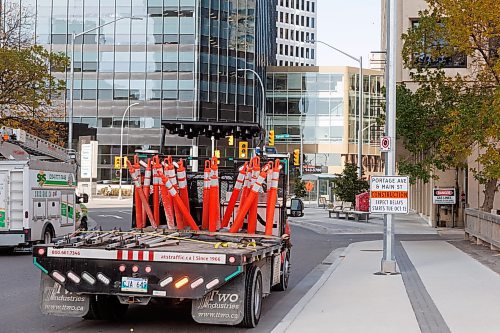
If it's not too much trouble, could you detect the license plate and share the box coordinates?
[121,277,148,293]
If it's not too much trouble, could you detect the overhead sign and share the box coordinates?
[303,165,323,174]
[380,136,391,152]
[370,176,409,214]
[433,188,456,205]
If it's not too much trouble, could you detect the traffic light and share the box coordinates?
[239,141,248,159]
[214,149,221,164]
[228,135,234,146]
[293,149,300,166]
[268,130,275,146]
[114,156,122,170]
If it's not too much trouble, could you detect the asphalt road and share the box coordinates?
[0,207,384,333]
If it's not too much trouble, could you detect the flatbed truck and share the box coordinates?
[33,154,304,327]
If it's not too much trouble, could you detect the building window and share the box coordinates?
[312,2,315,12]
[311,17,315,28]
[410,19,467,68]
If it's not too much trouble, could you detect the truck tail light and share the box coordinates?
[67,271,81,284]
[159,276,173,287]
[190,278,204,289]
[206,278,220,290]
[37,248,45,256]
[175,277,189,289]
[82,272,96,285]
[132,265,139,273]
[145,266,152,273]
[97,272,110,285]
[52,271,66,284]
[119,264,126,272]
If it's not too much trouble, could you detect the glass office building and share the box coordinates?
[266,66,384,176]
[15,0,276,181]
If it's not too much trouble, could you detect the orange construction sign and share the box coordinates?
[371,191,408,199]
[305,181,314,192]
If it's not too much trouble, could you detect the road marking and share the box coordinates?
[97,214,123,219]
[118,210,132,215]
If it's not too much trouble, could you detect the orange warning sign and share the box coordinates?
[370,191,408,199]
[305,181,314,192]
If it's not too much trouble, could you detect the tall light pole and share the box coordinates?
[306,39,364,178]
[236,68,266,132]
[68,16,143,151]
[118,102,140,200]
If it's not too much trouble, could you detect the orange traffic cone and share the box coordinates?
[229,164,270,233]
[221,162,248,228]
[177,159,190,229]
[265,159,281,235]
[127,159,158,228]
[247,157,261,234]
[202,160,211,230]
[208,156,220,232]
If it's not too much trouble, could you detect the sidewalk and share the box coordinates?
[85,196,133,209]
[274,219,500,333]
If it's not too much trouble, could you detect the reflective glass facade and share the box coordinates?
[266,66,384,174]
[10,0,276,181]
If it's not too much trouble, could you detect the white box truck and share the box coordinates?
[0,128,88,249]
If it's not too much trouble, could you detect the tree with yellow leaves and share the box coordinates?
[399,0,499,212]
[0,2,69,146]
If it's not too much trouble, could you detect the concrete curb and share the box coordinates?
[270,243,354,333]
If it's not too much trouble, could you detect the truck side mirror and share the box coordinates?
[78,193,89,203]
[289,198,304,217]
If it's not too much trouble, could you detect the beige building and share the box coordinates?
[381,0,500,226]
[266,66,385,201]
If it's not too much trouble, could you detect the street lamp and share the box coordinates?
[68,16,143,151]
[236,68,266,132]
[306,39,364,178]
[118,102,140,200]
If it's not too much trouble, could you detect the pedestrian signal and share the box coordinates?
[239,141,248,159]
[228,135,234,146]
[293,149,300,166]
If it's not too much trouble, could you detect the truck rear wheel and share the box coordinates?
[84,295,128,321]
[241,265,263,328]
[272,250,290,291]
[42,227,54,244]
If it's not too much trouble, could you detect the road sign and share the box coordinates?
[370,176,409,214]
[380,136,391,152]
[275,134,290,139]
[305,181,314,192]
[433,188,456,205]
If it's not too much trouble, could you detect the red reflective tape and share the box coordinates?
[149,251,154,261]
[117,250,123,261]
[138,251,144,261]
[127,250,133,261]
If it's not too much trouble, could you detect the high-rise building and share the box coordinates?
[24,0,276,182]
[276,0,317,66]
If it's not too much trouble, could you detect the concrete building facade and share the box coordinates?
[381,0,499,226]
[275,0,317,66]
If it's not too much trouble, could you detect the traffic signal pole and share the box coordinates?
[381,0,397,274]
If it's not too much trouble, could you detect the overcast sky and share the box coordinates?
[316,0,381,68]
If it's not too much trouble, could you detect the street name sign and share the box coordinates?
[433,188,456,205]
[370,176,409,214]
[275,133,290,139]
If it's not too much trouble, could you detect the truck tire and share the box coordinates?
[93,295,128,321]
[241,265,263,328]
[272,250,290,292]
[83,295,101,320]
[42,226,54,244]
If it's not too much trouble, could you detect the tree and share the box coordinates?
[400,0,500,212]
[332,163,369,204]
[293,178,307,198]
[0,3,68,145]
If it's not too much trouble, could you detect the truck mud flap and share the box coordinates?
[39,273,89,317]
[191,272,245,326]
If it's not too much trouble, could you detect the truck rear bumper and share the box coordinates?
[0,232,26,247]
